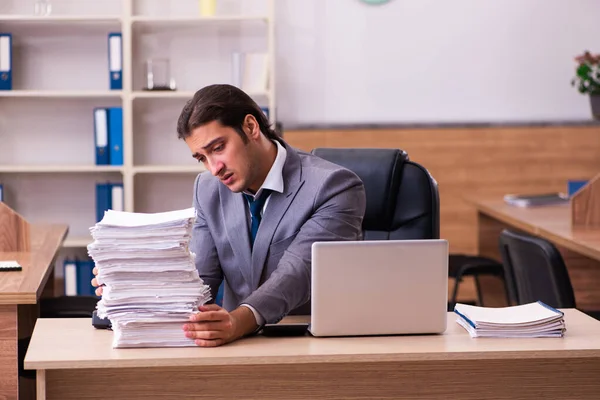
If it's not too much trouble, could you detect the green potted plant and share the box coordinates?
[572,51,600,119]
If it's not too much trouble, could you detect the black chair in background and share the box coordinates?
[311,147,508,310]
[499,229,600,320]
[311,148,439,240]
[285,148,440,315]
[447,254,507,308]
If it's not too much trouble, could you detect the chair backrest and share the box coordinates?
[311,148,439,240]
[498,229,576,308]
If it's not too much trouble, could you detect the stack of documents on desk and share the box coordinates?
[454,301,565,338]
[503,193,569,207]
[88,207,211,348]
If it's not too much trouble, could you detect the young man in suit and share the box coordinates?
[93,84,366,347]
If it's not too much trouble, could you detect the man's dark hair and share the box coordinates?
[176,84,279,143]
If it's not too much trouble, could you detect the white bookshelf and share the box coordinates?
[0,90,122,98]
[133,165,206,174]
[0,0,276,252]
[0,166,125,173]
[131,15,269,24]
[63,237,94,248]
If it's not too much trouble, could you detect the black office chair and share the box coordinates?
[499,229,599,320]
[311,148,439,240]
[285,148,440,315]
[447,254,506,308]
[310,148,509,310]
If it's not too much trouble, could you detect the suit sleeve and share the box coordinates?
[190,174,223,303]
[243,168,366,323]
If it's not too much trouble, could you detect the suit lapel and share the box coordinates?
[250,144,305,289]
[219,184,253,286]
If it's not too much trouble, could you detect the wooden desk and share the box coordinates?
[0,224,68,400]
[468,197,600,309]
[25,310,600,400]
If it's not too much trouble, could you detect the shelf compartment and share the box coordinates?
[5,23,120,91]
[0,97,123,167]
[0,166,124,173]
[134,173,197,213]
[132,0,269,19]
[133,165,206,174]
[0,90,122,98]
[63,236,93,248]
[0,172,123,239]
[0,0,122,17]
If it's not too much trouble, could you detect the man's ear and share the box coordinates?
[244,114,261,139]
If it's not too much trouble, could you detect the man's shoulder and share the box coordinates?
[193,171,220,204]
[295,148,347,173]
[293,148,360,182]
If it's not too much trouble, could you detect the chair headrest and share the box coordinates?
[311,148,408,230]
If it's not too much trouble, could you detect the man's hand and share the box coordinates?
[183,304,258,347]
[91,267,103,296]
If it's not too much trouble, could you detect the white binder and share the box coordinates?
[64,260,78,296]
[0,33,12,90]
[108,33,122,90]
[111,184,124,212]
[241,52,269,94]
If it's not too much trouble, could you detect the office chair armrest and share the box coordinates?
[449,263,506,308]
[453,263,505,283]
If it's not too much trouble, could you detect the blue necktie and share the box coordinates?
[243,189,272,248]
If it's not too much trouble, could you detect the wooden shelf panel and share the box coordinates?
[133,165,206,174]
[63,237,93,248]
[131,15,269,24]
[131,91,268,100]
[0,15,121,22]
[0,91,122,99]
[0,166,125,173]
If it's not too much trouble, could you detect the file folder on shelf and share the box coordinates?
[108,107,123,165]
[96,182,124,223]
[0,33,12,91]
[94,108,109,165]
[63,259,78,296]
[111,183,124,212]
[76,259,97,297]
[64,258,98,297]
[108,33,122,90]
[0,183,3,202]
[96,183,112,223]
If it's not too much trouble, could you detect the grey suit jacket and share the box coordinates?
[190,141,366,323]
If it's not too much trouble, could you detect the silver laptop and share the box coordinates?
[309,239,449,337]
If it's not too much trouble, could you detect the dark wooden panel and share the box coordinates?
[285,126,600,254]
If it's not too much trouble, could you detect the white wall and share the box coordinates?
[275,0,600,125]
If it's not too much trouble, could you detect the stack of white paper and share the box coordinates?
[454,301,566,338]
[88,207,211,348]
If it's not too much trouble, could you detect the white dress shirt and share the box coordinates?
[240,140,287,326]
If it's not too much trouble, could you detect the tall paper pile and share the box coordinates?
[88,207,211,348]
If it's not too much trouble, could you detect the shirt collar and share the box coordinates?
[244,140,287,199]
